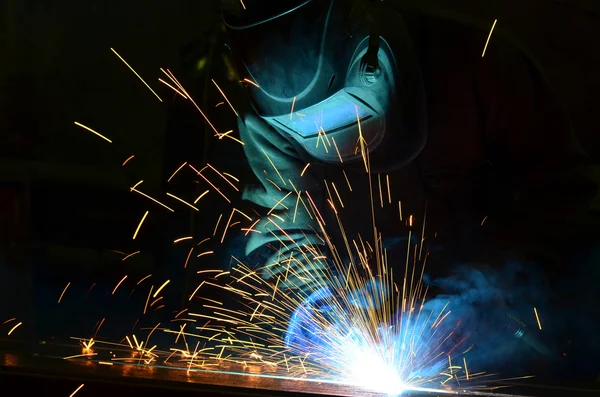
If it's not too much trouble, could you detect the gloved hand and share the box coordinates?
[284,279,388,352]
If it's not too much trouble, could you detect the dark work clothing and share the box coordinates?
[236,10,593,290]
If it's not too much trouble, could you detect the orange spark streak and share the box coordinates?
[213,214,223,236]
[153,280,171,298]
[136,274,152,285]
[197,172,231,203]
[207,164,239,191]
[58,282,71,303]
[194,190,209,204]
[342,170,353,191]
[244,219,261,236]
[242,78,259,87]
[133,211,149,239]
[482,19,498,57]
[110,48,162,102]
[166,70,218,134]
[93,318,106,338]
[212,79,238,116]
[534,307,542,330]
[221,209,235,243]
[184,247,194,268]
[7,322,22,336]
[168,162,188,182]
[69,384,85,397]
[122,155,135,166]
[64,353,97,360]
[74,122,112,143]
[144,286,153,314]
[167,192,199,211]
[290,97,296,120]
[300,163,310,177]
[112,276,128,295]
[174,236,193,244]
[122,251,140,261]
[159,78,187,98]
[131,188,174,212]
[261,149,286,186]
[223,172,239,182]
[189,281,206,301]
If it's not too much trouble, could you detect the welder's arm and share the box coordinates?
[238,113,333,296]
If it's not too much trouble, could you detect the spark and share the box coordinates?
[212,79,238,116]
[196,171,232,203]
[168,162,188,182]
[533,307,542,330]
[213,214,223,236]
[93,318,105,338]
[386,174,392,204]
[481,216,488,226]
[110,48,162,102]
[112,275,128,295]
[74,122,112,143]
[7,322,22,336]
[482,19,498,58]
[159,78,187,99]
[122,251,140,261]
[174,236,193,244]
[166,69,220,134]
[332,137,344,163]
[189,281,206,301]
[133,211,149,239]
[184,247,195,268]
[144,286,153,315]
[167,192,199,211]
[223,172,239,182]
[122,155,135,166]
[261,149,287,186]
[207,163,239,191]
[194,190,210,204]
[130,188,174,212]
[342,170,353,191]
[153,280,171,298]
[290,97,296,120]
[221,209,236,243]
[300,163,310,177]
[136,274,152,285]
[69,384,85,397]
[378,174,384,208]
[58,282,71,303]
[242,78,259,87]
[64,353,97,360]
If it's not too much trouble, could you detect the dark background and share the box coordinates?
[0,0,599,391]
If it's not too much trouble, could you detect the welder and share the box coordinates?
[219,0,593,354]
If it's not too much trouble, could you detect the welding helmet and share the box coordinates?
[223,0,427,169]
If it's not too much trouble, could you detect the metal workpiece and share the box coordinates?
[1,345,597,397]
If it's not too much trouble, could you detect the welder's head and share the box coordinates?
[222,0,426,167]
